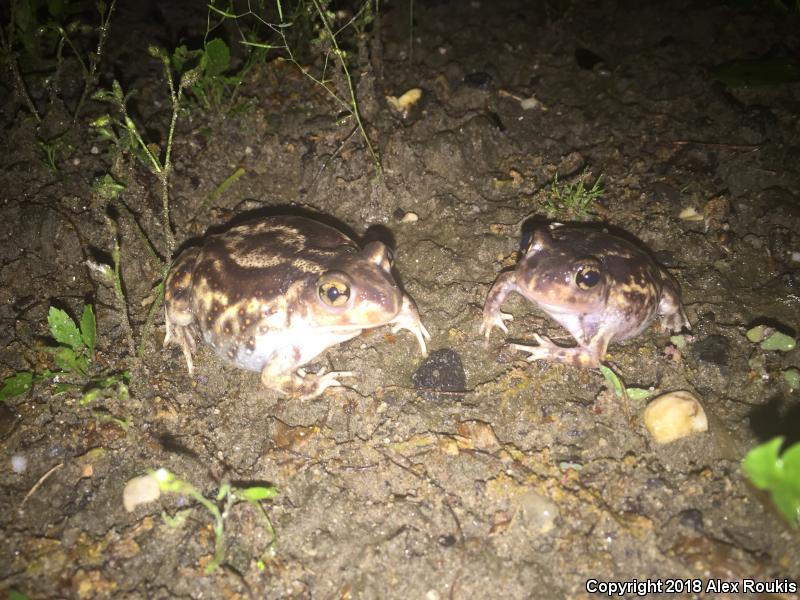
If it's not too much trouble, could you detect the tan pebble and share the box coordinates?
[123,475,161,512]
[679,206,704,222]
[643,390,708,444]
[401,211,419,223]
[386,88,422,114]
[456,420,501,452]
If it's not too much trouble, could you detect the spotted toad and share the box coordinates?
[481,224,689,367]
[164,216,430,399]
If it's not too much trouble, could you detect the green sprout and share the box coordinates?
[36,132,68,174]
[0,305,129,404]
[746,325,796,352]
[151,469,278,574]
[542,170,604,218]
[742,438,800,527]
[598,364,655,402]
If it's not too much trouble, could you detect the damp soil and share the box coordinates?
[2,0,800,598]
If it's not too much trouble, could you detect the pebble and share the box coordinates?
[123,474,161,512]
[692,334,731,367]
[643,390,708,444]
[11,454,27,473]
[412,348,466,401]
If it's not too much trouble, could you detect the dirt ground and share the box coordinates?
[2,0,800,598]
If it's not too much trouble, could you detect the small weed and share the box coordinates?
[0,305,129,403]
[219,0,382,174]
[92,173,126,200]
[1,0,117,121]
[743,437,800,527]
[93,47,197,258]
[598,364,655,402]
[171,38,264,112]
[36,132,68,173]
[542,170,604,218]
[144,469,278,573]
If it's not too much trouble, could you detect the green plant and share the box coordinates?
[216,0,382,174]
[36,131,68,173]
[93,47,199,258]
[90,49,199,357]
[0,0,117,121]
[542,170,604,218]
[171,37,264,113]
[598,364,655,402]
[0,305,129,403]
[149,469,278,573]
[743,437,800,527]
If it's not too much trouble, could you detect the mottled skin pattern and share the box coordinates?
[164,216,430,399]
[481,225,689,367]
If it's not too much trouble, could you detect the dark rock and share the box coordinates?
[575,46,605,70]
[678,508,705,533]
[463,72,493,89]
[692,334,731,367]
[412,348,466,402]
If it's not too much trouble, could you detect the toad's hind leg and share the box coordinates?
[260,346,354,400]
[164,247,200,373]
[511,332,610,368]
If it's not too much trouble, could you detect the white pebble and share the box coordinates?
[643,390,708,444]
[123,474,161,512]
[11,454,28,473]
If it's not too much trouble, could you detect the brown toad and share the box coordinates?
[164,216,430,399]
[481,224,689,367]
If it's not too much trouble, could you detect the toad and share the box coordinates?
[481,224,689,367]
[164,216,430,399]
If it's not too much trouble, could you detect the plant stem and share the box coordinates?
[107,215,137,358]
[310,0,381,176]
[2,1,41,122]
[74,0,117,121]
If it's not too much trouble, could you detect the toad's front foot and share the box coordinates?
[390,295,431,355]
[511,334,600,368]
[480,310,513,339]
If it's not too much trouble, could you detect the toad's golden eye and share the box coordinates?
[575,266,601,289]
[319,280,351,306]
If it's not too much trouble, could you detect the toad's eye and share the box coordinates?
[575,266,601,289]
[319,280,351,306]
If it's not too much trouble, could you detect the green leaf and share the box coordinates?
[93,174,126,200]
[80,387,102,405]
[742,437,783,489]
[53,382,80,394]
[626,387,656,401]
[599,364,625,398]
[760,331,796,352]
[53,347,80,373]
[172,45,199,72]
[9,590,31,600]
[746,325,767,342]
[202,38,230,77]
[80,305,96,357]
[240,486,278,501]
[771,486,800,527]
[784,368,800,391]
[0,371,34,400]
[783,444,800,476]
[48,307,84,351]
